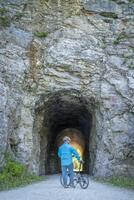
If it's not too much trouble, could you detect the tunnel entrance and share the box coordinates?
[34,90,96,175]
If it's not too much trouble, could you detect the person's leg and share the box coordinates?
[61,165,68,187]
[68,163,74,186]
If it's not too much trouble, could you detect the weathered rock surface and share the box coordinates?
[0,0,134,178]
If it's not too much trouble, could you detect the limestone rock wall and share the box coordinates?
[0,0,134,177]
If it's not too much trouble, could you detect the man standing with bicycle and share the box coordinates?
[58,136,82,188]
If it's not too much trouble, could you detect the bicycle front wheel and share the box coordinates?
[80,175,89,189]
[73,177,78,187]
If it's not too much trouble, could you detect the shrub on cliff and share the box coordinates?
[0,155,43,191]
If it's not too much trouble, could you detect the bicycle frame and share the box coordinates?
[73,161,89,189]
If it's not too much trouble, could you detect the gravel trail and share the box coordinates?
[0,175,134,200]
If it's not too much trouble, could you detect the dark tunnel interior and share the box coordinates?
[39,93,92,175]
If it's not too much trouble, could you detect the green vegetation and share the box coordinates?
[0,7,10,27]
[96,177,134,189]
[14,12,24,20]
[0,16,10,27]
[128,64,134,69]
[100,12,118,19]
[0,155,43,191]
[106,177,134,188]
[0,7,8,14]
[34,31,48,38]
[128,0,134,3]
[113,32,129,45]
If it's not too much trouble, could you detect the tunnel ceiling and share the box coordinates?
[44,92,92,145]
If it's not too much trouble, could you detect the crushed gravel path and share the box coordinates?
[0,175,134,200]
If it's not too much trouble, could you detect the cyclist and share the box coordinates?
[58,136,81,188]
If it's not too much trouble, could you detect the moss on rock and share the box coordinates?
[100,12,118,19]
[34,32,48,38]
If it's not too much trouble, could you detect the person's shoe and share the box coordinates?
[64,185,69,188]
[70,184,75,188]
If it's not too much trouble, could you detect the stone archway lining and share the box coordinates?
[32,90,97,175]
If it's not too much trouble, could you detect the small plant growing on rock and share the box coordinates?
[100,12,118,19]
[128,64,134,69]
[113,32,130,45]
[0,7,10,27]
[0,7,8,14]
[14,12,24,20]
[128,0,134,3]
[34,31,48,38]
[0,16,10,27]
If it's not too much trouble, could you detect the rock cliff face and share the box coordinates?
[0,0,134,178]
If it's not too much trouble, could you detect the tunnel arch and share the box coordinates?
[33,90,97,175]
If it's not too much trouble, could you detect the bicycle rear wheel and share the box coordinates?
[60,174,70,187]
[80,175,89,189]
